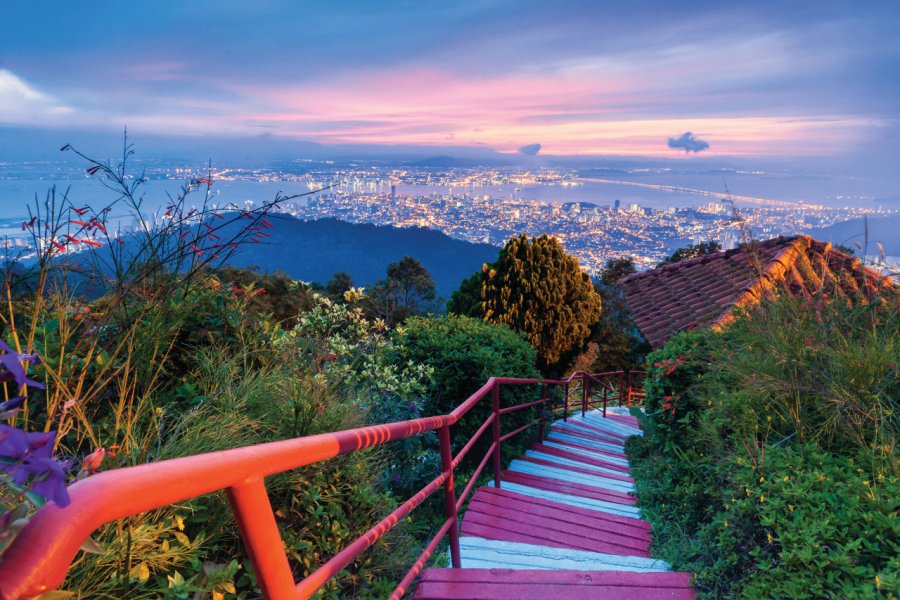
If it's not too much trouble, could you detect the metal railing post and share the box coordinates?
[538,382,547,443]
[438,424,461,568]
[581,374,588,417]
[626,369,633,407]
[492,381,502,488]
[226,479,296,600]
[563,382,569,421]
[602,378,608,418]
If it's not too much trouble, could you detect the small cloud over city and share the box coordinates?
[518,143,541,156]
[668,132,709,153]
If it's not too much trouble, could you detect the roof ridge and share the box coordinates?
[709,236,811,330]
[619,236,799,284]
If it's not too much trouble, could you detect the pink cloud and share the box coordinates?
[211,65,874,156]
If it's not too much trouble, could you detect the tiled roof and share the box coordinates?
[619,235,894,349]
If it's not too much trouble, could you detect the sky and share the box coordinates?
[1,0,899,169]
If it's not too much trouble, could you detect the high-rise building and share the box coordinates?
[613,199,621,210]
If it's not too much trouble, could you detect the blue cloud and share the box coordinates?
[668,132,709,153]
[519,143,541,155]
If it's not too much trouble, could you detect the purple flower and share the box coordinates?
[0,425,71,507]
[0,340,44,390]
[0,396,25,419]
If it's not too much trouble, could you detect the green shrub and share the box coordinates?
[389,315,541,466]
[628,287,899,598]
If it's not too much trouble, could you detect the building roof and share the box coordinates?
[619,235,894,349]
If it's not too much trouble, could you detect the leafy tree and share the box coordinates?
[213,266,316,328]
[366,256,436,326]
[657,241,722,266]
[446,270,484,317]
[599,256,637,286]
[325,271,354,301]
[564,258,646,374]
[483,234,602,372]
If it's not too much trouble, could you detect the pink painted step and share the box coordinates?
[529,443,631,474]
[518,456,635,484]
[565,419,630,442]
[545,436,630,460]
[501,471,637,506]
[606,413,641,428]
[461,487,650,555]
[551,425,627,448]
[414,569,694,599]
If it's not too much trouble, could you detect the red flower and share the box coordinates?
[81,447,105,473]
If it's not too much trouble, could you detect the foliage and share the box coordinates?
[325,271,354,301]
[483,234,602,372]
[213,266,317,328]
[627,287,899,598]
[365,257,437,326]
[598,256,637,286]
[565,278,648,374]
[0,141,434,598]
[446,270,484,317]
[657,241,722,267]
[388,315,541,466]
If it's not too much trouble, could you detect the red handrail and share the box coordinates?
[0,371,640,600]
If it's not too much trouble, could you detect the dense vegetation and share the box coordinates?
[0,145,548,599]
[450,234,603,373]
[627,286,899,598]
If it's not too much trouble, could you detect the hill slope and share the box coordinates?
[225,217,498,297]
[808,214,900,255]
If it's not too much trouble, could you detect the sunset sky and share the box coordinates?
[1,1,899,162]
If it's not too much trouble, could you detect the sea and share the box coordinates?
[0,168,895,237]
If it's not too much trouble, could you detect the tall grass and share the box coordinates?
[628,282,899,598]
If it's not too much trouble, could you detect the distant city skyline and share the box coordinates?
[1,1,899,186]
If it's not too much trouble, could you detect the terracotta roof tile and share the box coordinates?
[619,235,895,348]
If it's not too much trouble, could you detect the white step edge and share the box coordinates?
[496,481,642,519]
[457,537,670,572]
[539,441,630,467]
[524,449,633,479]
[507,459,636,493]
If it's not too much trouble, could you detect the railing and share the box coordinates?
[0,371,641,600]
[564,370,648,419]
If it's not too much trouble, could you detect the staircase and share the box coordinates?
[0,373,694,600]
[414,407,694,599]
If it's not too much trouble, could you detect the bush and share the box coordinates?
[389,315,541,467]
[0,140,431,598]
[627,287,899,598]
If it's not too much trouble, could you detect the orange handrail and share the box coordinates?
[0,371,640,600]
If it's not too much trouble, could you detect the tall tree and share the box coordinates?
[599,257,637,286]
[366,256,436,326]
[325,271,354,301]
[446,270,485,317]
[482,234,602,371]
